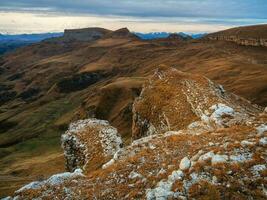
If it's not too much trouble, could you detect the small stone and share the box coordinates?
[179,157,191,171]
[208,142,215,146]
[259,137,267,146]
[211,154,228,165]
[198,151,215,162]
[168,170,184,181]
[256,124,267,136]
[128,171,143,179]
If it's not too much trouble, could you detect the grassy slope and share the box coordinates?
[0,94,83,197]
[0,27,267,197]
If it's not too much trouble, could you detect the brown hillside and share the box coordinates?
[0,26,267,197]
[6,67,267,200]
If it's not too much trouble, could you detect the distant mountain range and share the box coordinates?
[0,31,206,55]
[0,33,63,42]
[134,32,207,40]
[0,33,63,55]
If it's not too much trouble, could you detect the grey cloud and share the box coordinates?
[0,0,267,20]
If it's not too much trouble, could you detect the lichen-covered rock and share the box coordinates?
[61,118,123,172]
[211,154,228,165]
[256,124,267,136]
[132,66,260,140]
[259,137,267,146]
[179,157,191,171]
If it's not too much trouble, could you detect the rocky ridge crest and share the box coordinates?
[5,66,267,200]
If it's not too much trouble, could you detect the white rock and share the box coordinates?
[146,182,173,200]
[15,169,84,194]
[147,169,185,200]
[211,155,228,165]
[128,171,143,179]
[179,157,191,171]
[168,170,184,182]
[198,151,215,162]
[209,104,235,126]
[256,124,267,136]
[252,164,266,172]
[251,164,266,177]
[259,137,267,146]
[229,153,252,163]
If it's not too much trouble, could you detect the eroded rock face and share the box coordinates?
[207,35,267,47]
[132,66,260,140]
[61,118,123,172]
[205,24,267,47]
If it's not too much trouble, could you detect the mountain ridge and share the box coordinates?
[0,24,267,197]
[5,66,267,199]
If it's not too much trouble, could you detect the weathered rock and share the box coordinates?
[256,124,267,136]
[132,66,260,140]
[198,151,215,162]
[259,137,267,146]
[206,24,267,47]
[211,155,228,165]
[179,157,191,171]
[61,118,123,172]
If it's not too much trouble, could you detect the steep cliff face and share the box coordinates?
[6,67,267,200]
[207,35,267,47]
[206,24,267,47]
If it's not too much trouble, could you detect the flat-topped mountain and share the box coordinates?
[63,27,112,41]
[45,27,138,43]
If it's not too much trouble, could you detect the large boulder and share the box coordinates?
[61,118,123,172]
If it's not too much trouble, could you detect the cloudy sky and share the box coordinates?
[0,0,267,34]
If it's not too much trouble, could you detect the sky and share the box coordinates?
[0,0,267,34]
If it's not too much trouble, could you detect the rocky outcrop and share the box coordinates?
[45,27,137,43]
[61,118,123,172]
[206,24,267,47]
[6,67,267,200]
[132,65,260,140]
[207,35,267,47]
[104,28,139,39]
